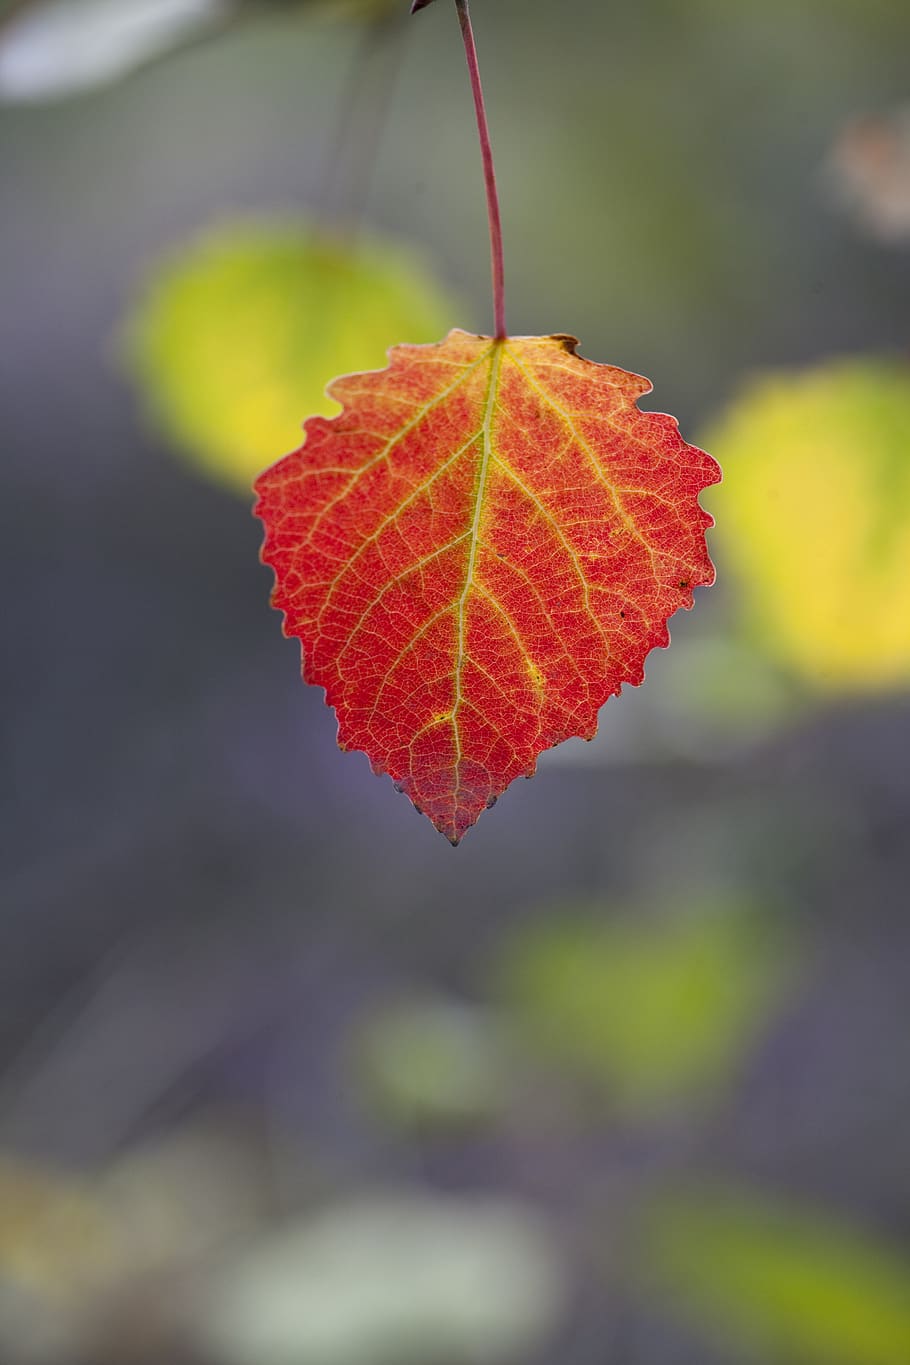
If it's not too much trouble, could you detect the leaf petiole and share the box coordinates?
[453,0,507,339]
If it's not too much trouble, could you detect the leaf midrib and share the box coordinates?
[451,339,504,785]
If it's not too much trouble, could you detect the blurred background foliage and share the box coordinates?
[122,221,455,487]
[494,901,796,1118]
[2,1,910,1364]
[705,358,910,693]
[641,1188,910,1365]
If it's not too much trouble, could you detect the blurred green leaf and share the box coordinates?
[197,1192,567,1365]
[353,994,509,1131]
[496,902,794,1116]
[121,220,456,493]
[642,1186,910,1365]
[703,357,910,694]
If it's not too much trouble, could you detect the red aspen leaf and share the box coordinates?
[254,330,720,843]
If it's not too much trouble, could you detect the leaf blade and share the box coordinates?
[255,329,719,841]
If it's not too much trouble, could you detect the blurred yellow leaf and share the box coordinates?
[0,1153,115,1301]
[496,903,792,1117]
[121,221,457,493]
[642,1187,910,1365]
[703,358,910,692]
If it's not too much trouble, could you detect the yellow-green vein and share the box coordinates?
[452,341,504,786]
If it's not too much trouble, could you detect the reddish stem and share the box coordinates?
[454,0,507,339]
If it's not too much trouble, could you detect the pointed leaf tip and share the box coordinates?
[255,331,719,842]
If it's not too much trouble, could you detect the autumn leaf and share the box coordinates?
[255,330,719,843]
